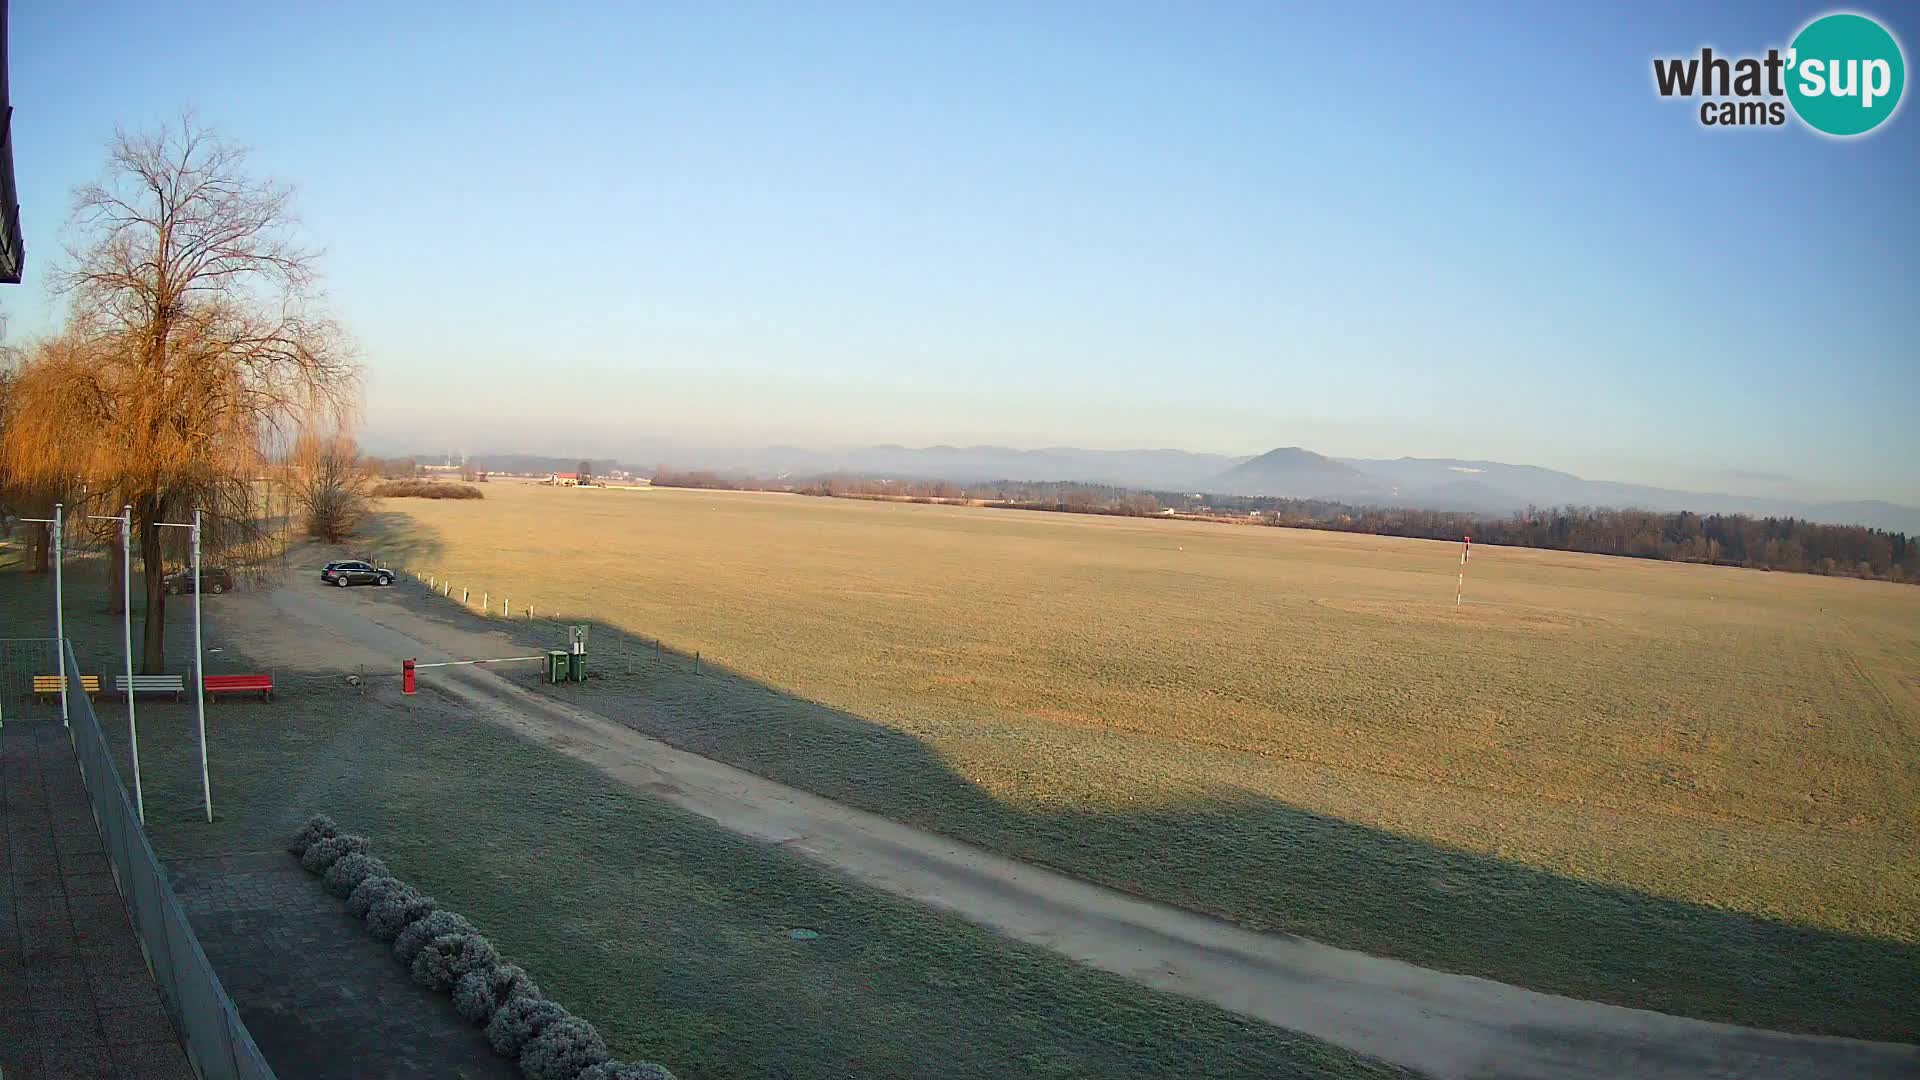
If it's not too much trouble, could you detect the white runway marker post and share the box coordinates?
[1455,534,1472,608]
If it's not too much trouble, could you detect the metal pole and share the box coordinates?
[54,502,67,726]
[123,508,143,822]
[193,509,210,822]
[15,509,66,729]
[91,507,143,823]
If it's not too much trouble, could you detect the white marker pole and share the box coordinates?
[192,509,210,821]
[156,513,212,819]
[123,507,144,821]
[21,505,67,725]
[1455,534,1472,608]
[20,503,67,722]
[90,506,143,822]
[55,504,66,725]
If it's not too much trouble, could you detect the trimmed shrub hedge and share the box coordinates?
[300,833,370,874]
[347,875,406,920]
[518,1016,609,1080]
[323,853,391,898]
[489,964,539,1004]
[454,963,541,1025]
[366,888,437,942]
[288,814,339,856]
[412,932,500,992]
[453,969,502,1025]
[293,817,674,1080]
[373,480,484,499]
[395,910,478,967]
[488,996,570,1059]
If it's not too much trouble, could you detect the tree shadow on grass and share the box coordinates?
[351,511,447,570]
[577,653,1920,1041]
[225,516,1920,1044]
[13,567,1424,1080]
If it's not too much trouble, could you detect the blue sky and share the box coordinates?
[7,2,1917,501]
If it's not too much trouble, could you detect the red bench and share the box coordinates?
[203,673,274,702]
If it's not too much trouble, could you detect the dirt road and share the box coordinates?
[217,571,1918,1080]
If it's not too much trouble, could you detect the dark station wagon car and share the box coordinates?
[162,567,235,595]
[321,560,394,587]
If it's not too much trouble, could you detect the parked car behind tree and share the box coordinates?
[163,567,235,595]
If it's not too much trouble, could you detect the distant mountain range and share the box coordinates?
[460,454,626,476]
[1217,447,1373,498]
[1323,453,1920,534]
[689,444,1244,491]
[443,444,1920,534]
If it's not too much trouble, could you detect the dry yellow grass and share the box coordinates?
[367,481,1920,1036]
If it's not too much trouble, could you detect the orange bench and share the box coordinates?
[203,673,274,702]
[33,674,101,703]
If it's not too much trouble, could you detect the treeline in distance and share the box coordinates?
[644,471,1920,583]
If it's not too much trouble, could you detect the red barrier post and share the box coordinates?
[403,658,416,695]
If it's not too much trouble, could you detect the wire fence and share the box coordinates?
[1,636,61,716]
[379,559,581,624]
[61,637,278,1080]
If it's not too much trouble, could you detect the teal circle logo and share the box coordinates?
[1787,13,1905,136]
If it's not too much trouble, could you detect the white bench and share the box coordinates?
[114,674,187,701]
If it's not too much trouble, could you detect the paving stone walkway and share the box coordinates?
[0,719,193,1080]
[168,851,518,1080]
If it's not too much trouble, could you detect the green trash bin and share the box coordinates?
[545,650,569,684]
[568,651,586,683]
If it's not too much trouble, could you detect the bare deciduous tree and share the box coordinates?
[287,432,372,542]
[0,115,358,670]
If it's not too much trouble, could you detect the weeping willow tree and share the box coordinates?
[0,352,51,572]
[0,115,357,670]
[0,338,81,576]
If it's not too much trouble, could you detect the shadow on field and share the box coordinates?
[8,568,1420,1080]
[42,512,1920,1046]
[349,510,448,571]
[325,516,1920,1046]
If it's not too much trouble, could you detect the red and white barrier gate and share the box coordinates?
[400,653,548,692]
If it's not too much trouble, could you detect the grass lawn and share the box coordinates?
[355,483,1920,1040]
[1,566,1411,1080]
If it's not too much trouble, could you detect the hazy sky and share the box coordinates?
[8,2,1918,501]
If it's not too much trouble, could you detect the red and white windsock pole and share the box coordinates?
[1455,535,1472,608]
